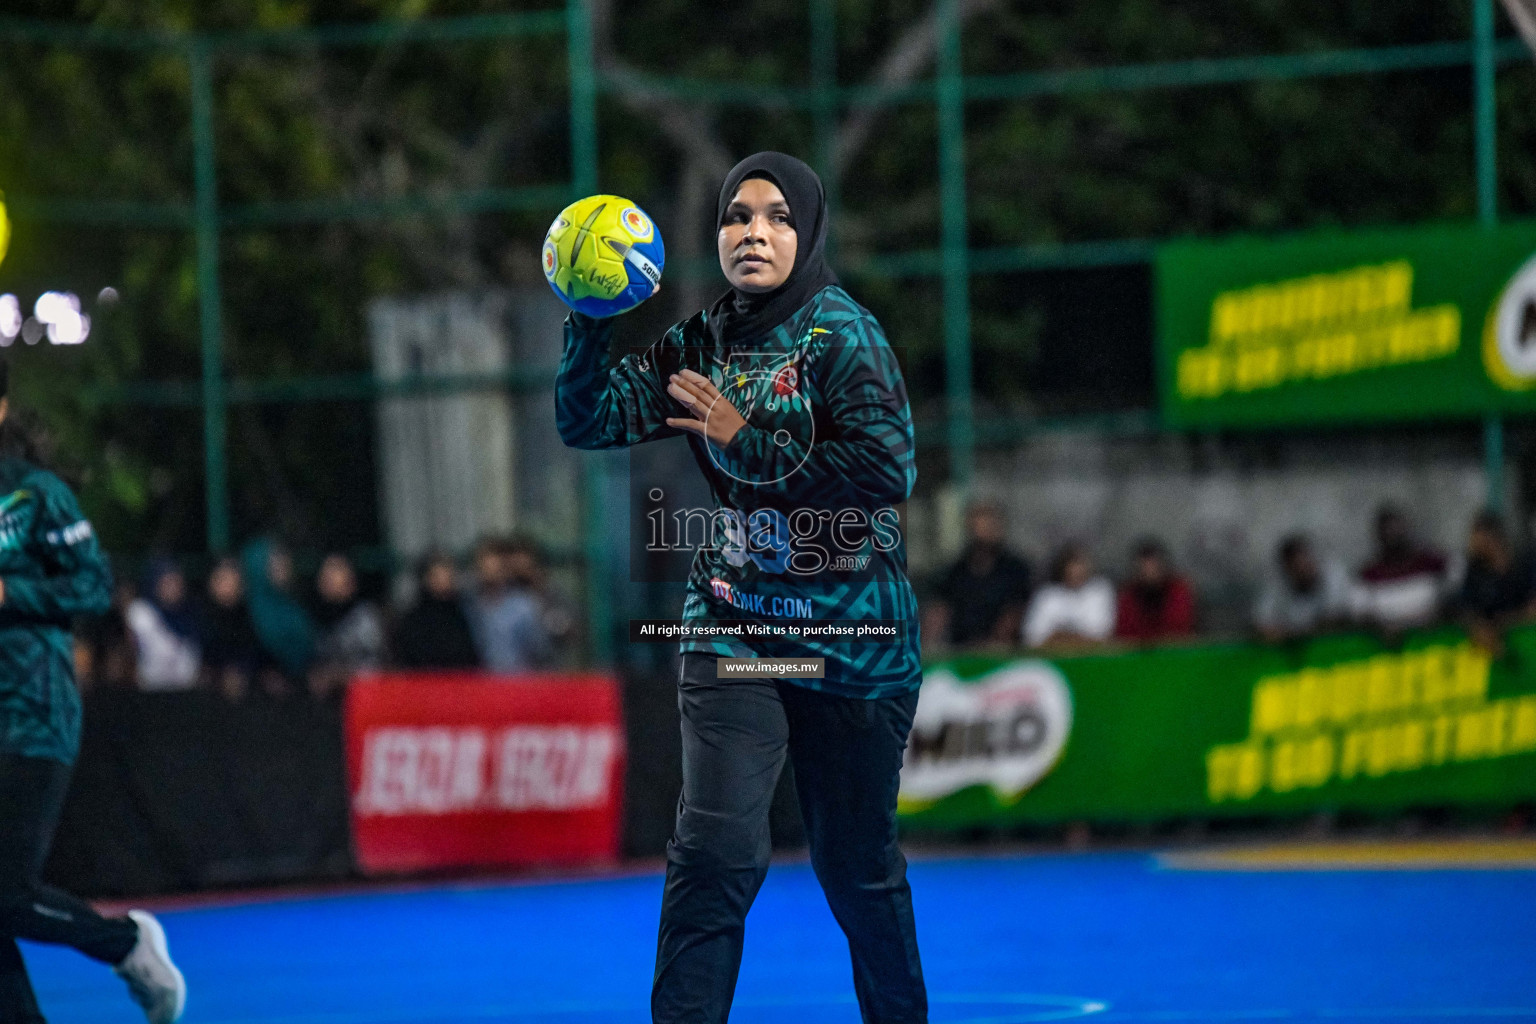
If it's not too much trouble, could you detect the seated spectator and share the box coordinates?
[124,558,201,691]
[393,551,480,670]
[1115,538,1195,643]
[923,500,1032,651]
[241,537,316,696]
[72,635,94,693]
[1023,543,1115,650]
[503,535,576,659]
[1353,505,1454,632]
[76,579,137,693]
[1457,511,1536,651]
[1254,535,1353,643]
[468,536,552,673]
[310,552,387,696]
[202,556,260,701]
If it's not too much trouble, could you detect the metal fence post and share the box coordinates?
[1474,0,1505,512]
[937,0,974,490]
[1474,0,1498,228]
[1485,416,1506,513]
[811,0,839,263]
[190,40,230,553]
[566,0,598,197]
[566,0,613,665]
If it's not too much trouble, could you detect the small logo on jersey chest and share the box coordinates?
[0,490,35,553]
[772,363,799,396]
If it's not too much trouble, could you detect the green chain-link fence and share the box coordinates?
[0,0,1528,663]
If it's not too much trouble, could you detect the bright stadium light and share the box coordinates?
[47,309,89,346]
[0,294,20,342]
[34,291,77,322]
[32,290,91,345]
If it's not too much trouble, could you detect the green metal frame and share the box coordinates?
[2,2,608,657]
[0,7,582,560]
[0,0,1526,659]
[1473,0,1508,510]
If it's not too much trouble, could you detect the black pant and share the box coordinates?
[653,655,926,1024]
[1,754,138,1024]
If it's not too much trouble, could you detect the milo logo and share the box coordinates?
[900,662,1073,808]
[1483,249,1536,390]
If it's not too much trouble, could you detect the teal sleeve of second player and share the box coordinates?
[555,312,682,450]
[2,471,111,624]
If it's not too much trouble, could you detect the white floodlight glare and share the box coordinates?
[31,291,91,346]
[34,291,77,322]
[0,294,20,343]
[47,309,89,346]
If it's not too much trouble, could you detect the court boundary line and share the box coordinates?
[1159,838,1536,872]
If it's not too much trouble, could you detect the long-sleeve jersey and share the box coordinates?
[0,457,112,763]
[556,284,921,698]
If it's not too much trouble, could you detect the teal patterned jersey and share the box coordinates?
[0,457,112,763]
[557,284,921,698]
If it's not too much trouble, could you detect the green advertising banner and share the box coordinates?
[898,625,1536,829]
[1156,220,1536,428]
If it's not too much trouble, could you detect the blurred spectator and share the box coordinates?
[1114,538,1195,643]
[468,537,552,672]
[1353,505,1454,632]
[310,552,387,696]
[71,636,93,692]
[393,551,480,670]
[202,556,260,701]
[124,557,201,691]
[75,579,137,692]
[924,501,1032,651]
[1023,543,1115,650]
[1457,512,1536,650]
[1254,535,1353,643]
[503,535,575,658]
[241,538,316,695]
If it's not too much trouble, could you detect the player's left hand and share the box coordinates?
[666,369,746,447]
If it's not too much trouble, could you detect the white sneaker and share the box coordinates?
[113,910,187,1024]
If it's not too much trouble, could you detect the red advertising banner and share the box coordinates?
[345,673,625,875]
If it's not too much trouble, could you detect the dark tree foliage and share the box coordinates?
[0,0,1531,552]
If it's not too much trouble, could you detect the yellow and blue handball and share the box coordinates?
[542,194,664,318]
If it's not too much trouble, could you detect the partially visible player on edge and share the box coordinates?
[0,357,187,1024]
[556,152,926,1023]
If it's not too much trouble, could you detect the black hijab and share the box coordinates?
[707,152,839,347]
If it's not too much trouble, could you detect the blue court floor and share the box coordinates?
[24,849,1536,1024]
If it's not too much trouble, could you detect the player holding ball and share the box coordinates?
[552,153,925,1023]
